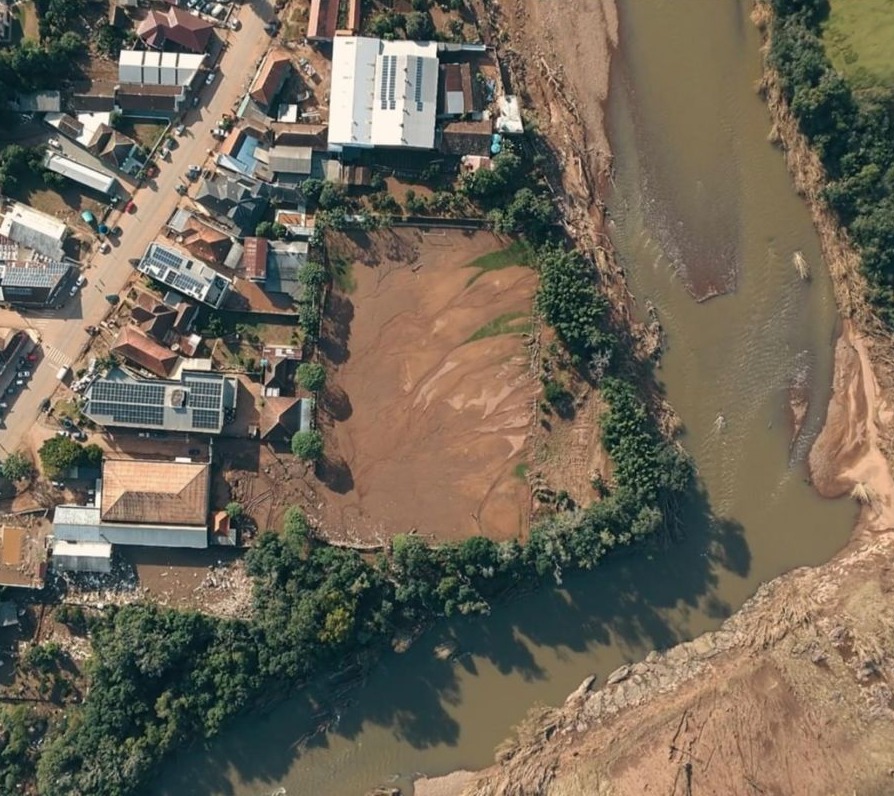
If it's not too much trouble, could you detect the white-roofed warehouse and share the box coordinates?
[44,153,116,195]
[328,36,439,151]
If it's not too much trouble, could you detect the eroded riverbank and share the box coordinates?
[155,2,870,794]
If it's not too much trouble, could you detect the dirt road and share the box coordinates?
[0,1,275,456]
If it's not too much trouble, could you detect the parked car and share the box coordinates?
[17,370,31,378]
[55,430,68,438]
[205,71,216,86]
[227,18,240,30]
[39,398,50,412]
[176,184,187,195]
[51,481,64,488]
[14,379,24,387]
[0,402,7,409]
[175,124,186,136]
[69,284,79,297]
[125,200,137,214]
[47,138,62,150]
[26,352,36,362]
[76,274,86,287]
[98,241,110,254]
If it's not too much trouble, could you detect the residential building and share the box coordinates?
[260,343,301,394]
[83,367,237,434]
[440,118,494,157]
[129,288,197,344]
[0,204,68,260]
[257,144,312,180]
[272,123,328,148]
[266,240,308,298]
[259,396,313,441]
[328,37,440,151]
[136,242,231,308]
[43,153,117,195]
[116,84,188,118]
[46,112,141,174]
[307,0,360,42]
[242,237,268,282]
[167,207,234,265]
[110,326,179,378]
[136,7,213,53]
[118,50,206,86]
[194,172,269,236]
[0,524,47,589]
[248,50,291,112]
[9,91,61,113]
[275,207,315,239]
[439,63,475,117]
[53,459,212,549]
[0,260,76,308]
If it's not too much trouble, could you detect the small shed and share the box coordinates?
[52,540,113,574]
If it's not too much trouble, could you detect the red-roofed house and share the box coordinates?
[137,7,213,53]
[307,0,360,41]
[242,237,268,282]
[111,326,179,377]
[249,51,291,110]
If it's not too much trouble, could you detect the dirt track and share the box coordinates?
[316,229,537,544]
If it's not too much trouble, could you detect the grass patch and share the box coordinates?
[331,257,356,294]
[463,241,530,287]
[118,120,166,151]
[466,311,531,343]
[513,461,529,480]
[823,0,894,89]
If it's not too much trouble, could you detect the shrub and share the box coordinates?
[291,430,324,461]
[294,362,326,392]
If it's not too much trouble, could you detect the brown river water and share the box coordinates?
[156,2,856,794]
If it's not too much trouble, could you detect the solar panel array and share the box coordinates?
[192,409,220,430]
[414,57,424,112]
[147,245,186,271]
[379,55,397,111]
[171,271,204,297]
[88,380,167,427]
[86,374,229,433]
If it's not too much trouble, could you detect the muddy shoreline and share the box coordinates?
[416,2,894,795]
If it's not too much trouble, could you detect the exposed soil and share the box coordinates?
[316,228,538,544]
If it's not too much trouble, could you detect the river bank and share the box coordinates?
[416,1,894,794]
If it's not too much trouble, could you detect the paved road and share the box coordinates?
[0,1,275,456]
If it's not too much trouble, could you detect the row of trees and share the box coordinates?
[767,0,894,324]
[38,437,102,479]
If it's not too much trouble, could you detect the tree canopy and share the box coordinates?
[38,437,82,478]
[1,451,32,481]
[294,362,326,392]
[291,430,324,461]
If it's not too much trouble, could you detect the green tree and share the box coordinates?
[294,362,326,392]
[254,220,274,238]
[79,443,103,467]
[38,436,82,478]
[404,11,434,40]
[225,501,243,520]
[291,430,324,461]
[1,451,32,481]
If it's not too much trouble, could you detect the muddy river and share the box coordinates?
[157,2,856,794]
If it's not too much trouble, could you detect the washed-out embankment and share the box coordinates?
[415,2,894,795]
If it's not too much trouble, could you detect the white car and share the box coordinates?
[47,138,62,150]
[70,284,79,297]
[205,71,216,86]
[76,274,86,287]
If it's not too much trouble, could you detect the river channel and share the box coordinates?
[157,2,856,794]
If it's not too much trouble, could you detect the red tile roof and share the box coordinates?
[249,51,291,107]
[111,326,179,378]
[242,237,268,282]
[137,7,213,53]
[308,0,360,40]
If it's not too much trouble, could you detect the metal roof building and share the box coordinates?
[44,153,117,195]
[118,50,206,86]
[83,367,238,434]
[328,37,440,151]
[136,242,231,307]
[0,260,75,308]
[51,541,112,574]
[0,203,68,260]
[52,459,211,549]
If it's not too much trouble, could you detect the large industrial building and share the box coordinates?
[328,37,440,151]
[83,367,238,434]
[43,153,117,195]
[53,459,212,549]
[0,260,76,308]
